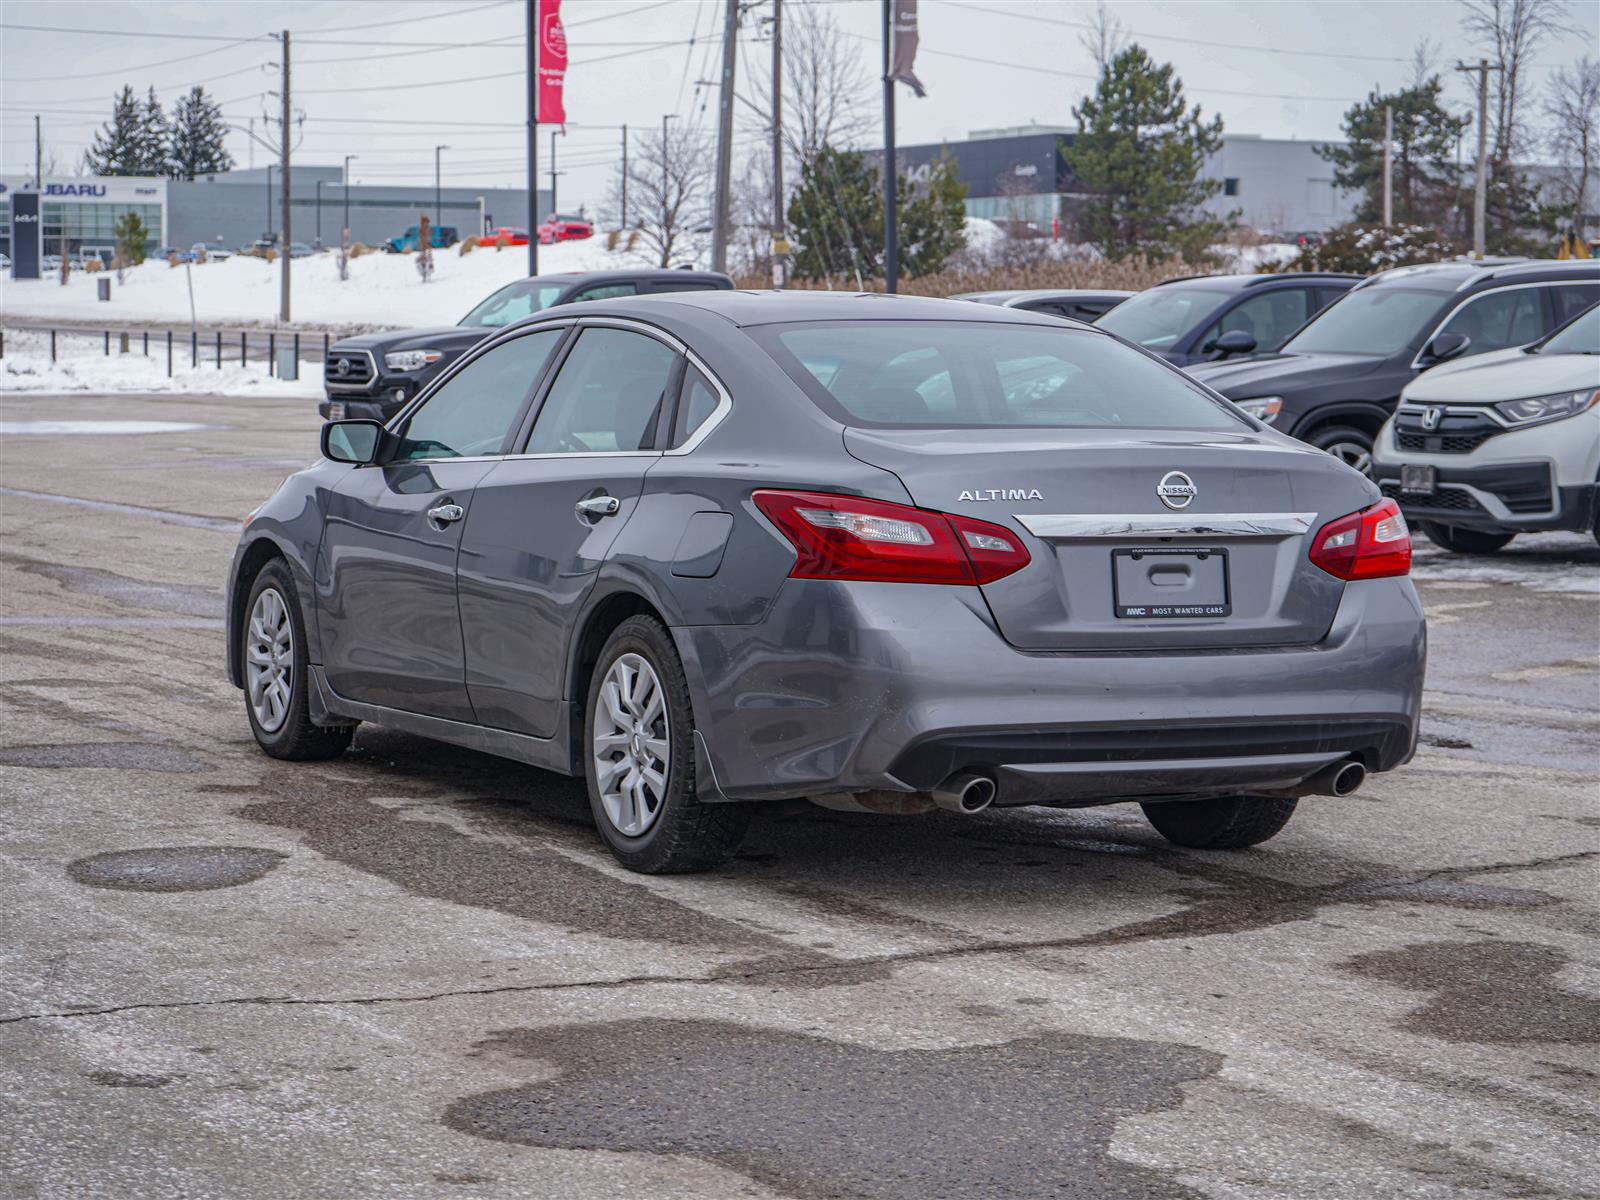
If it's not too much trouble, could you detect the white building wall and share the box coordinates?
[1201,137,1358,234]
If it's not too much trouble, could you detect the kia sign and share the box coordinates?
[11,191,40,279]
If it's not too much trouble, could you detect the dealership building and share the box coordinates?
[892,124,1360,235]
[2,169,549,262]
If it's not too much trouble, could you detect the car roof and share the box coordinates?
[953,288,1135,304]
[1354,257,1600,292]
[563,289,1084,328]
[522,268,733,287]
[1150,272,1362,292]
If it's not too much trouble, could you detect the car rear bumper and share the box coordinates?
[674,576,1426,806]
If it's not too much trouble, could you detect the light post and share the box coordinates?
[342,154,357,241]
[435,144,450,229]
[548,129,563,217]
[315,178,324,245]
[265,164,274,239]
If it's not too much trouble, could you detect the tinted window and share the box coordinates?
[1440,288,1545,356]
[1536,302,1599,354]
[673,367,721,446]
[1200,288,1312,352]
[1551,283,1600,325]
[649,280,726,293]
[1094,287,1229,349]
[760,323,1246,431]
[526,328,678,454]
[459,281,566,327]
[1283,287,1446,356]
[396,329,563,460]
[569,282,638,302]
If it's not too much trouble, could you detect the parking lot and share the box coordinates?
[2,388,1596,1199]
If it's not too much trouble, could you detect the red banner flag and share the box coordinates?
[537,0,567,125]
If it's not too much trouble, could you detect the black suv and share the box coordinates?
[1186,259,1600,471]
[1093,272,1360,366]
[321,269,734,421]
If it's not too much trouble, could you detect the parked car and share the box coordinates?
[236,290,1424,873]
[192,242,233,261]
[1370,302,1599,552]
[1094,272,1360,366]
[537,213,594,244]
[320,268,734,421]
[1188,259,1600,473]
[385,224,460,253]
[0,253,10,272]
[480,226,530,246]
[158,246,197,263]
[287,242,315,259]
[953,289,1134,322]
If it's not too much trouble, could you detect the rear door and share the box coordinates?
[457,323,682,736]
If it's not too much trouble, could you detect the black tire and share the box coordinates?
[1141,795,1298,850]
[583,615,749,873]
[1418,521,1516,555]
[242,560,354,762]
[1306,425,1375,476]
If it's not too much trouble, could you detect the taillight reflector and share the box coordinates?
[1309,498,1412,580]
[752,489,1030,585]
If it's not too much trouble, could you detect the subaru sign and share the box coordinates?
[11,191,40,279]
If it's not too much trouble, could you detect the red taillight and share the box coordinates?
[1309,498,1412,580]
[752,489,1031,585]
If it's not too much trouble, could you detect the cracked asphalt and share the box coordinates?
[2,390,1597,1200]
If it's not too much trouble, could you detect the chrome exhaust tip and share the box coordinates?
[931,772,997,814]
[1328,760,1366,797]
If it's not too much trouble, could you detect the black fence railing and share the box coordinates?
[0,323,331,380]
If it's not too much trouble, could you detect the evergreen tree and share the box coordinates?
[114,211,150,266]
[1064,45,1229,262]
[137,87,171,175]
[84,86,146,176]
[898,151,968,277]
[1318,80,1468,232]
[168,86,234,179]
[786,146,882,282]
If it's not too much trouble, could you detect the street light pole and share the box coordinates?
[526,0,539,276]
[265,164,274,238]
[435,144,449,229]
[342,154,357,241]
[662,112,678,238]
[316,179,324,245]
[620,124,628,229]
[549,129,562,217]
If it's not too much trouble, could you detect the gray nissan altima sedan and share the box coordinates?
[227,291,1425,873]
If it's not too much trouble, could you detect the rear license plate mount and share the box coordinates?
[1400,464,1437,495]
[1113,547,1230,619]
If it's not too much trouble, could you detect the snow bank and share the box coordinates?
[0,235,658,330]
[1,330,321,397]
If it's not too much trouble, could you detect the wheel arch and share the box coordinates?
[1290,402,1394,442]
[226,536,296,688]
[563,587,674,773]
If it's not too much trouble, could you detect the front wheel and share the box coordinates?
[1419,522,1516,554]
[584,615,749,873]
[1141,795,1297,850]
[1306,425,1374,476]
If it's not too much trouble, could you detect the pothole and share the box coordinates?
[67,846,287,892]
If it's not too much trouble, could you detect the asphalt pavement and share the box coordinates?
[1,390,1596,1200]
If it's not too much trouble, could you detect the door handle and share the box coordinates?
[427,502,465,523]
[575,495,620,518]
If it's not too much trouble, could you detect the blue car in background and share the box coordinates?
[384,224,460,253]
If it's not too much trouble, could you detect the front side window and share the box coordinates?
[1439,288,1545,357]
[395,329,564,460]
[758,322,1248,430]
[1282,287,1446,356]
[526,328,678,454]
[1094,287,1229,349]
[1200,288,1312,353]
[459,281,567,328]
[1536,302,1599,355]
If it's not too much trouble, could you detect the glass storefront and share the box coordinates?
[1,178,166,262]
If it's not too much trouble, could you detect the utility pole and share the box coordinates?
[266,164,274,237]
[771,0,786,287]
[526,0,539,275]
[279,28,292,324]
[662,112,679,243]
[549,129,562,216]
[882,0,898,294]
[343,153,357,241]
[710,0,739,273]
[1456,58,1501,260]
[1381,104,1392,227]
[435,144,449,228]
[34,114,41,186]
[316,179,323,244]
[620,124,629,229]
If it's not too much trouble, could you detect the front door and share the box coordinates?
[317,327,568,720]
[457,324,682,736]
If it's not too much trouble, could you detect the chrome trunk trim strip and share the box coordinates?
[1014,512,1316,538]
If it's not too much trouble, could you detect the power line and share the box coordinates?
[0,23,269,42]
[284,0,514,37]
[291,39,697,95]
[4,35,268,83]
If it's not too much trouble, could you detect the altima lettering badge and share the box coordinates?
[1156,471,1197,510]
[959,488,1043,502]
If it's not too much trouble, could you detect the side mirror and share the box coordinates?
[321,419,384,464]
[1423,331,1470,365]
[1213,329,1258,357]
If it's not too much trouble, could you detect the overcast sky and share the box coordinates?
[5,0,1597,210]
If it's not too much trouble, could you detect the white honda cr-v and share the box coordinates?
[1372,302,1599,553]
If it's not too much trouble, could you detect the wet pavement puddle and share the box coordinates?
[0,420,216,435]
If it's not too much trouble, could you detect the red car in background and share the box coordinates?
[479,226,529,246]
[538,213,594,244]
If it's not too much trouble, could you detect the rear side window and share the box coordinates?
[569,283,638,303]
[1093,287,1228,349]
[673,366,721,446]
[1440,288,1545,356]
[1551,283,1600,325]
[1199,288,1312,353]
[526,328,678,454]
[649,280,726,294]
[757,322,1247,431]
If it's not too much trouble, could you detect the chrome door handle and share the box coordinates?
[427,502,465,523]
[575,495,620,517]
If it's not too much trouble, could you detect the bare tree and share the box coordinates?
[1408,37,1442,89]
[1080,1,1128,72]
[744,3,871,170]
[610,125,713,268]
[1546,55,1600,229]
[1459,0,1570,164]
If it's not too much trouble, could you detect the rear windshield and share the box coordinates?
[1094,286,1228,348]
[1282,287,1445,356]
[755,321,1248,430]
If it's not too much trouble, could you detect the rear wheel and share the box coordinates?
[1141,795,1297,850]
[584,615,749,873]
[1419,522,1516,554]
[243,560,354,761]
[1306,425,1374,476]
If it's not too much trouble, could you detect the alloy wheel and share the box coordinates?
[246,587,294,733]
[1324,440,1372,476]
[592,652,671,837]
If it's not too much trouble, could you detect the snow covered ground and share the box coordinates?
[1,330,321,397]
[1411,532,1598,596]
[0,235,644,331]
